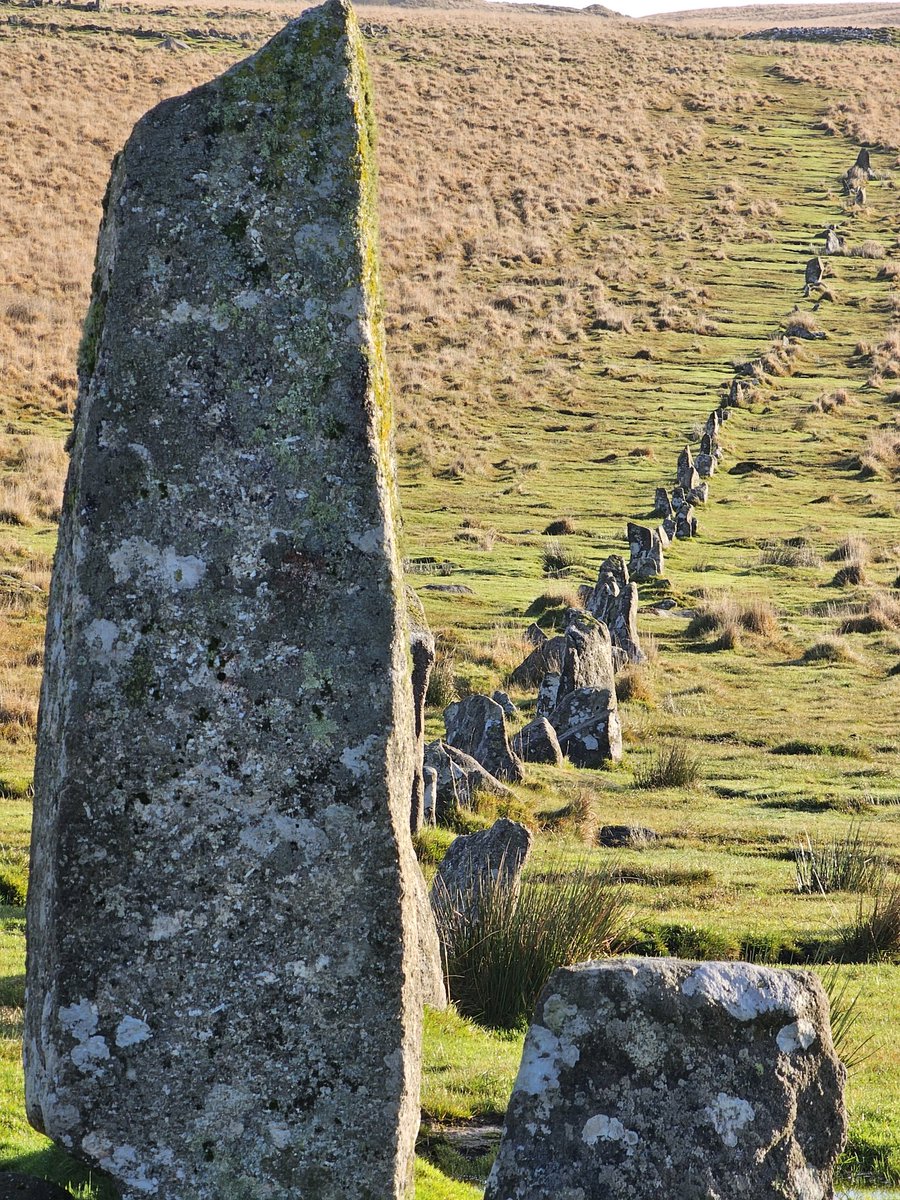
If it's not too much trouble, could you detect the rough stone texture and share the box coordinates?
[695,452,716,478]
[0,1176,74,1200]
[524,623,547,648]
[423,740,511,822]
[411,859,447,1010]
[485,958,847,1200]
[492,689,518,719]
[557,612,618,698]
[431,818,533,924]
[598,824,658,848]
[511,717,564,766]
[585,558,644,666]
[654,487,673,519]
[535,672,560,718]
[804,256,825,294]
[444,695,524,782]
[626,522,664,581]
[509,636,565,690]
[548,686,622,766]
[704,411,719,441]
[677,445,701,492]
[423,765,438,825]
[407,586,435,835]
[25,6,423,1198]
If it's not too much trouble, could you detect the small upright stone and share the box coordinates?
[654,487,673,519]
[585,557,644,665]
[558,611,617,697]
[512,717,564,766]
[408,586,436,834]
[536,672,561,718]
[626,522,664,581]
[509,636,566,690]
[26,6,423,1198]
[677,445,701,492]
[432,818,532,925]
[549,686,623,766]
[444,695,524,782]
[486,959,847,1200]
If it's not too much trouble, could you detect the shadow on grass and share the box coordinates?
[2,1149,117,1199]
[0,973,25,1007]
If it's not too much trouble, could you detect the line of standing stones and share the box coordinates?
[14,7,849,1197]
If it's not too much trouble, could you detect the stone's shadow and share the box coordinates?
[0,973,25,1008]
[0,1151,117,1200]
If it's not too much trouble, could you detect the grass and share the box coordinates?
[435,860,629,1031]
[794,824,885,895]
[632,741,703,790]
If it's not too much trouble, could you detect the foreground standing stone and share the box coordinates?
[26,5,423,1197]
[486,958,846,1200]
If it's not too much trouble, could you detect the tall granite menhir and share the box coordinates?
[25,4,423,1197]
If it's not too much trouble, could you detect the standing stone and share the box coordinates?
[585,558,644,665]
[492,689,519,719]
[536,672,560,718]
[431,818,533,925]
[548,686,623,766]
[524,622,547,648]
[444,695,524,783]
[423,765,438,825]
[512,717,564,766]
[25,7,423,1198]
[557,612,618,698]
[408,586,436,835]
[704,411,719,441]
[411,861,447,1011]
[423,740,512,821]
[695,453,715,478]
[804,257,825,295]
[626,522,664,581]
[675,503,697,539]
[485,958,847,1200]
[509,635,565,690]
[824,225,843,255]
[654,487,673,520]
[677,445,700,492]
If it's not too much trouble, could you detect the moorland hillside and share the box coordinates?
[0,2,897,1195]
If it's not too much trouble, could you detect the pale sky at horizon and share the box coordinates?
[489,0,900,20]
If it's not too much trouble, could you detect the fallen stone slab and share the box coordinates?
[512,717,564,766]
[598,824,658,848]
[444,694,524,783]
[25,5,423,1196]
[486,958,846,1200]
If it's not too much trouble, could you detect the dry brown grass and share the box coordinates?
[687,592,779,642]
[0,435,67,525]
[838,592,900,635]
[859,428,900,481]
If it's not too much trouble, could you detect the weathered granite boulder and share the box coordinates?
[804,256,825,295]
[704,411,719,441]
[408,586,436,835]
[424,740,512,821]
[598,824,658,848]
[492,689,519,719]
[558,612,618,698]
[675,503,698,539]
[690,481,710,505]
[423,765,438,825]
[548,686,623,766]
[695,452,716,478]
[824,225,844,255]
[444,694,524,783]
[509,636,565,690]
[536,672,560,718]
[626,522,664,581]
[25,6,423,1197]
[677,445,700,492]
[585,558,644,665]
[431,818,533,924]
[524,622,547,647]
[512,717,564,766]
[0,1176,73,1200]
[654,487,673,520]
[485,958,847,1200]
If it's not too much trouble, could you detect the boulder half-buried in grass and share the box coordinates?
[486,959,846,1200]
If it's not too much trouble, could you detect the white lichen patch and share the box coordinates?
[339,734,380,778]
[705,1092,755,1147]
[59,998,99,1041]
[516,1024,579,1097]
[71,1036,111,1075]
[682,962,799,1021]
[109,538,206,592]
[115,1016,153,1048]
[582,1113,639,1153]
[777,1020,817,1054]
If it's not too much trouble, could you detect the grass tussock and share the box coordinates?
[795,825,885,895]
[859,429,900,481]
[616,664,656,706]
[686,592,778,641]
[435,859,629,1030]
[801,637,861,665]
[633,741,702,790]
[837,593,900,636]
[759,538,821,569]
[838,879,900,963]
[542,537,580,579]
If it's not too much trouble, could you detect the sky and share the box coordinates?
[490,0,900,18]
